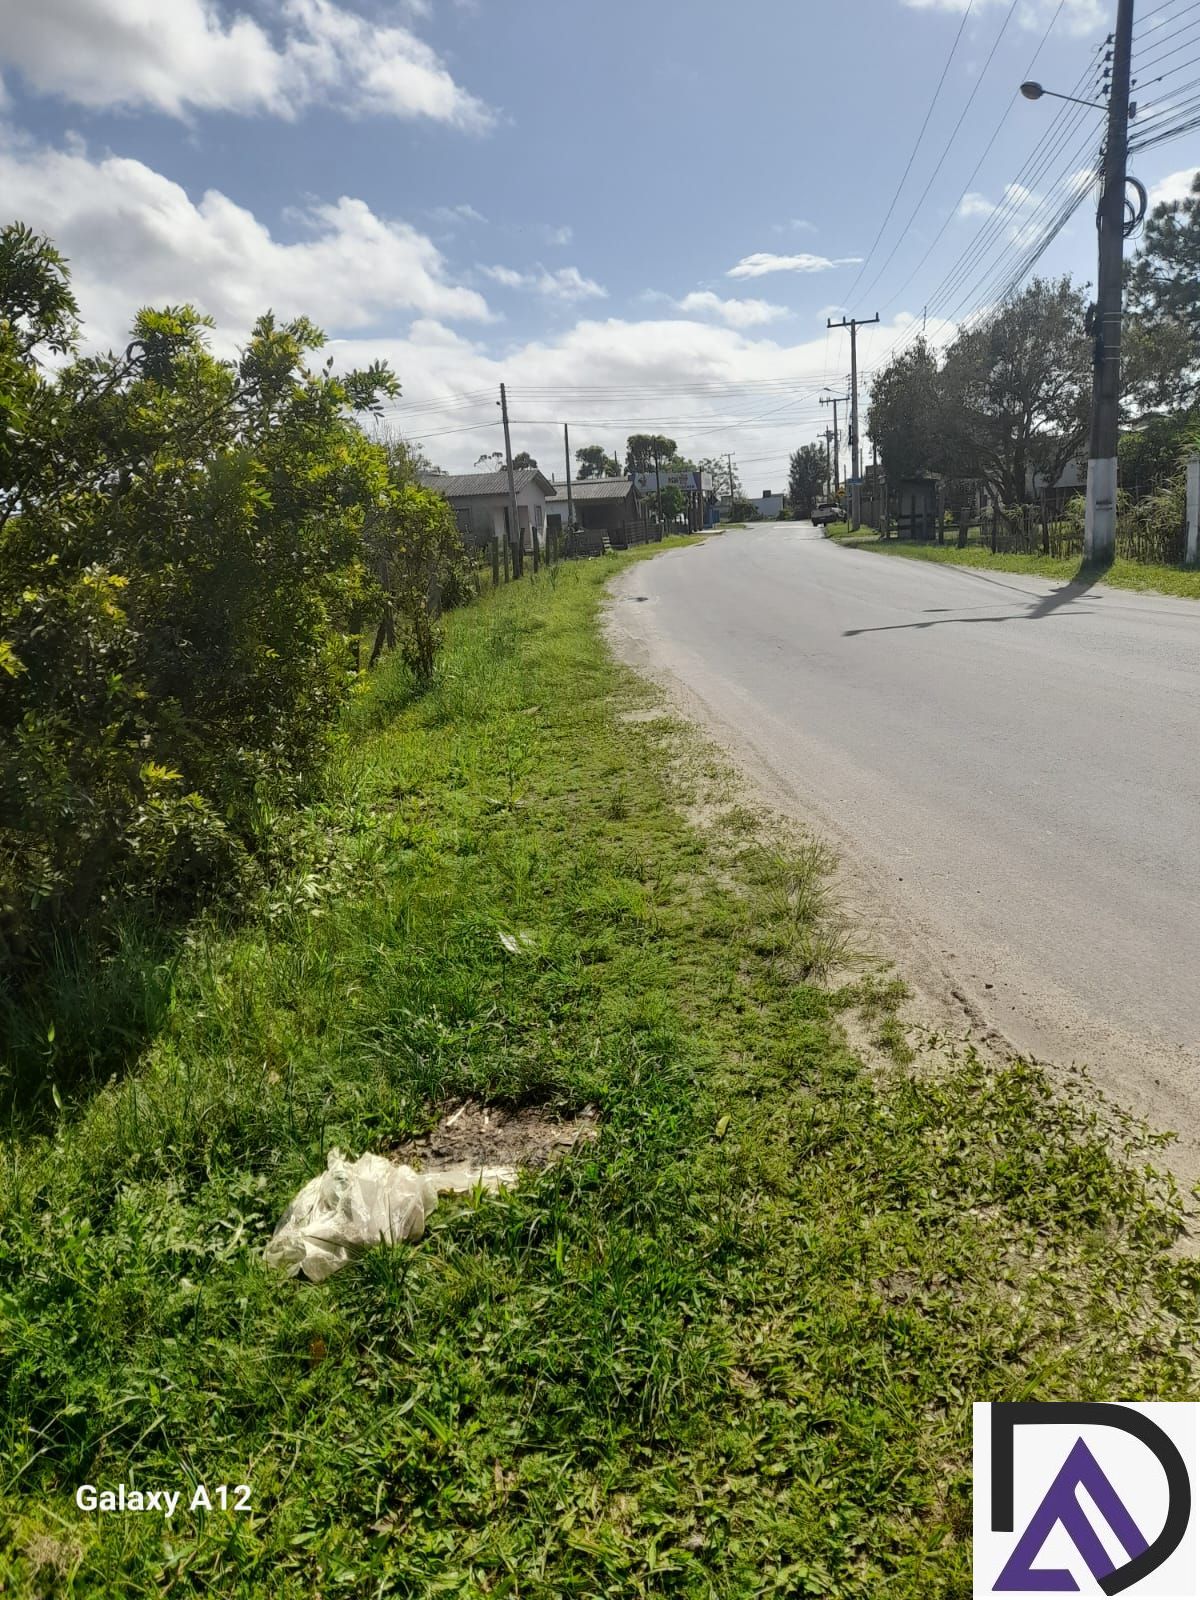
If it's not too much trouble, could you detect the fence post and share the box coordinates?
[1187,456,1200,565]
[491,536,500,588]
[502,534,511,583]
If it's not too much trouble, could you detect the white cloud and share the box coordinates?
[957,173,1094,248]
[727,251,861,279]
[902,0,1102,29]
[0,0,494,128]
[772,218,817,235]
[1149,168,1198,209]
[677,291,790,328]
[479,263,606,300]
[0,130,491,350]
[543,224,573,247]
[430,202,487,226]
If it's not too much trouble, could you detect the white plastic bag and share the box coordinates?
[264,1149,439,1283]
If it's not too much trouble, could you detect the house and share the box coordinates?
[419,468,554,554]
[546,477,641,533]
[751,491,785,519]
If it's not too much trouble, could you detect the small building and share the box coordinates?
[419,468,554,554]
[750,491,785,520]
[546,477,641,533]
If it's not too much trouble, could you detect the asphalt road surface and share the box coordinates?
[609,523,1200,1168]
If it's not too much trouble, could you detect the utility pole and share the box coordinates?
[824,428,834,497]
[1085,0,1135,564]
[499,382,522,576]
[564,422,575,530]
[827,314,880,531]
[727,453,736,516]
[820,395,847,494]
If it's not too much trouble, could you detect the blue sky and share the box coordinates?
[2,0,1199,489]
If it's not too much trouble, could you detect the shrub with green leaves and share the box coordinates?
[0,223,406,956]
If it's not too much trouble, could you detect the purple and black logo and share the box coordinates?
[973,1403,1198,1597]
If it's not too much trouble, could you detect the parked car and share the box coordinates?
[810,503,843,527]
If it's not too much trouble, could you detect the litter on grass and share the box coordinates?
[264,1150,438,1284]
[266,1103,601,1282]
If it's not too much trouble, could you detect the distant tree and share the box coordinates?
[939,276,1091,504]
[575,443,619,479]
[867,337,942,486]
[512,451,538,470]
[788,443,827,516]
[624,433,677,475]
[475,450,504,471]
[657,484,686,521]
[699,455,741,504]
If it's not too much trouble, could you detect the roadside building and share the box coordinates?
[419,468,554,554]
[546,476,641,534]
[750,491,785,519]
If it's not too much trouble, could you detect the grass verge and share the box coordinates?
[2,546,1197,1597]
[826,529,1200,599]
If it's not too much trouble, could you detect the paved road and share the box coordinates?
[609,523,1200,1164]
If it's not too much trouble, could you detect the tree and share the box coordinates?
[575,443,619,479]
[475,450,503,471]
[939,276,1091,504]
[699,455,740,504]
[512,451,538,470]
[0,223,402,954]
[867,337,942,485]
[624,434,677,474]
[788,443,827,516]
[657,484,685,522]
[1126,171,1200,410]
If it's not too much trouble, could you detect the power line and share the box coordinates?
[856,0,1023,309]
[876,0,1071,317]
[840,0,976,306]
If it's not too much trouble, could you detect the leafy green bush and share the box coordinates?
[0,223,444,957]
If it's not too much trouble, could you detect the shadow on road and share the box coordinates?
[844,556,1112,638]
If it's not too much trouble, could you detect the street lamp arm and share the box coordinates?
[1020,80,1106,111]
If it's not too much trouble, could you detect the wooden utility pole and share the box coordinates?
[564,423,575,533]
[827,314,880,531]
[820,396,846,494]
[1084,0,1135,564]
[824,428,834,497]
[727,453,736,517]
[499,382,522,576]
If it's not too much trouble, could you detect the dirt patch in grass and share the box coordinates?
[395,1099,600,1190]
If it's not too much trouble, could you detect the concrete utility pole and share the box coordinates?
[564,422,575,530]
[820,395,847,493]
[1085,0,1135,564]
[824,428,834,496]
[827,314,880,532]
[727,453,736,515]
[499,382,522,576]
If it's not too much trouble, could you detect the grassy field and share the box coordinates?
[827,527,1200,600]
[2,544,1197,1597]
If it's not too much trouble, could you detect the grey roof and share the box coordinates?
[548,478,637,502]
[419,468,552,499]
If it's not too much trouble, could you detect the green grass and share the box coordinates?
[826,528,1200,599]
[1,547,1197,1597]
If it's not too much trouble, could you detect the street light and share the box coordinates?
[1020,80,1106,111]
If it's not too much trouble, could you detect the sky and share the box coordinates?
[2,0,1200,493]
